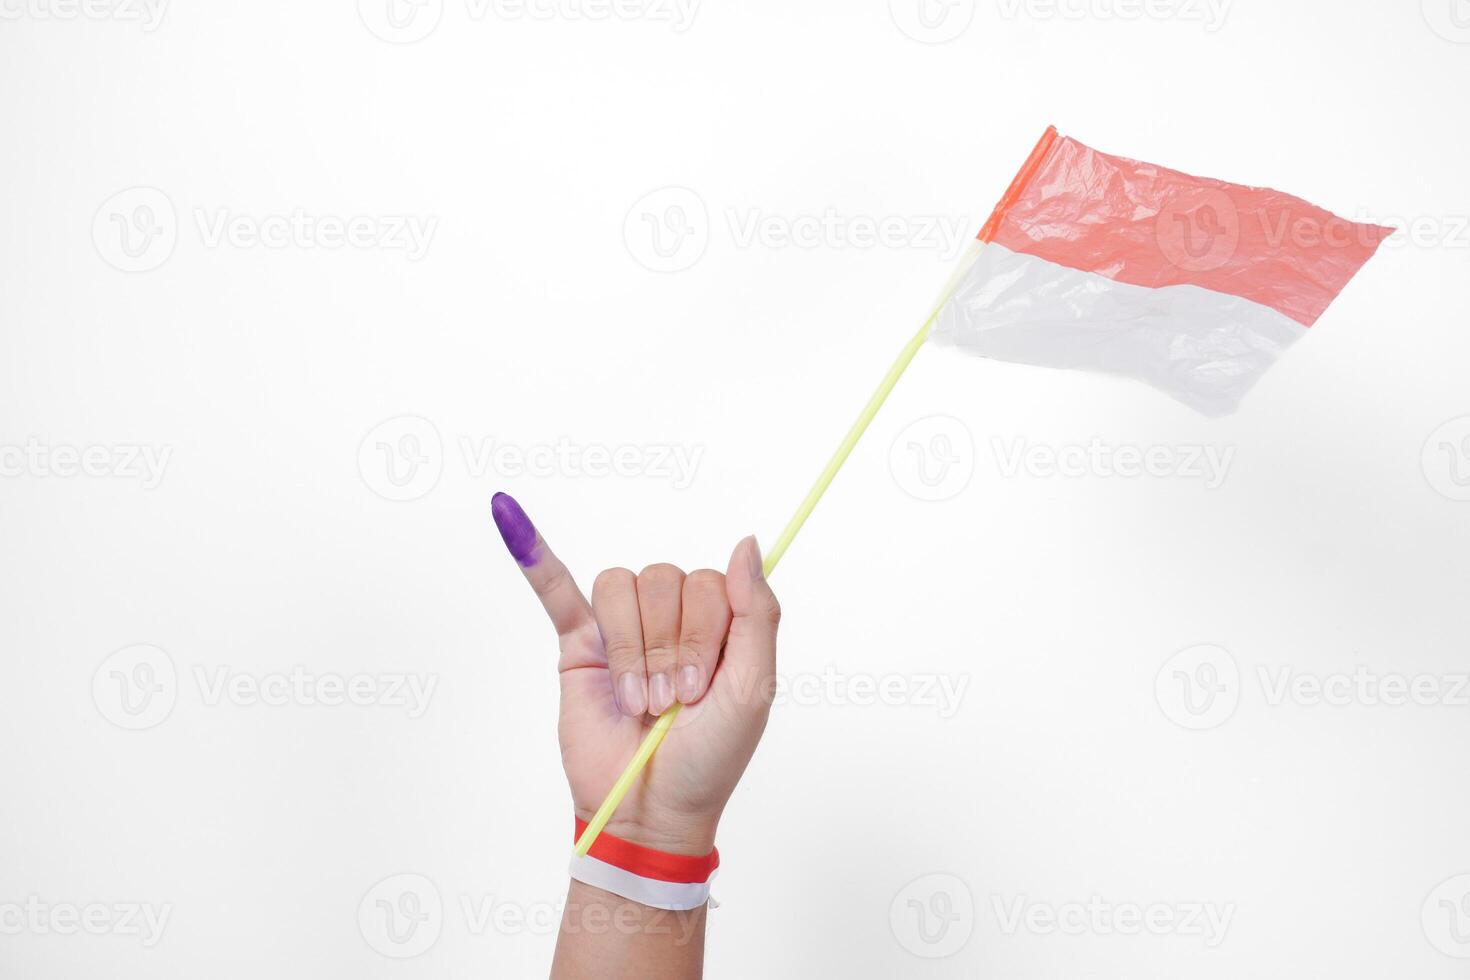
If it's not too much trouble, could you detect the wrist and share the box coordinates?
[575,808,719,857]
[569,816,720,912]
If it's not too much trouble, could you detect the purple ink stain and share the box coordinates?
[491,492,539,567]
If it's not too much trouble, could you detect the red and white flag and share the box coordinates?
[933,127,1391,416]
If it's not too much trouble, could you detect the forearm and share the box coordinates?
[550,879,706,980]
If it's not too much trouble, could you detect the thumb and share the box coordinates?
[717,535,780,700]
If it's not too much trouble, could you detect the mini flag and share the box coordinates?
[570,126,1393,858]
[932,127,1391,415]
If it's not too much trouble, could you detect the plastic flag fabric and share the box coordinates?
[932,127,1392,415]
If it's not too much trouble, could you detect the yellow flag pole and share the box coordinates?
[574,126,1060,858]
[573,242,985,857]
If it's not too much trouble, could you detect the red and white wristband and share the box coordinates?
[568,818,719,911]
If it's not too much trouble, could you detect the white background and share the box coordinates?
[2,0,1469,977]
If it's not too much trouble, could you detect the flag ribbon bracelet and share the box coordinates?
[569,817,720,911]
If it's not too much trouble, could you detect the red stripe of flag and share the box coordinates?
[986,132,1392,327]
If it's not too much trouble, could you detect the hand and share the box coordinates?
[493,493,781,855]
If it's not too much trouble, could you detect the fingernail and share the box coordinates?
[745,535,764,580]
[649,672,674,714]
[676,665,701,703]
[617,673,647,717]
[491,492,538,567]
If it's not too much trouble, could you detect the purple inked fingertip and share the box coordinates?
[491,492,540,567]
